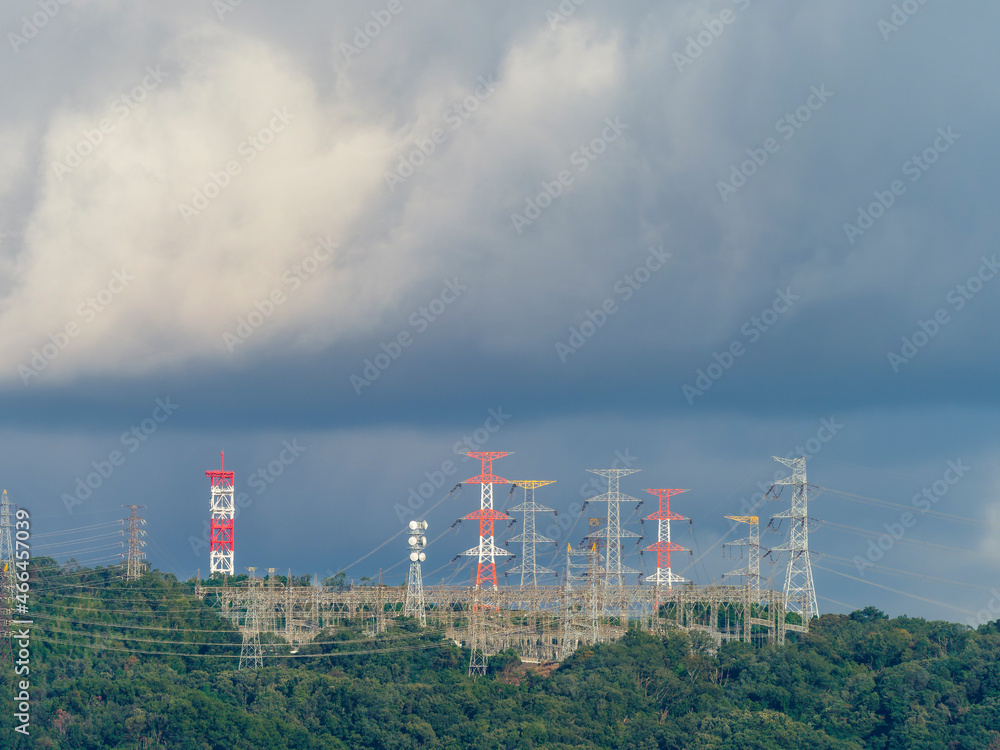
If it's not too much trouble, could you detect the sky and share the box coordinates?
[3,0,1000,626]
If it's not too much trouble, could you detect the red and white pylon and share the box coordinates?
[207,452,235,578]
[461,452,512,588]
[644,488,688,590]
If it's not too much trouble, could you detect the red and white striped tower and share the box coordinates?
[644,489,688,592]
[461,452,512,588]
[207,452,235,578]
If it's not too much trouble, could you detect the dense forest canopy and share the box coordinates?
[3,559,1000,749]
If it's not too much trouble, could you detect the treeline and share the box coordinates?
[2,561,1000,748]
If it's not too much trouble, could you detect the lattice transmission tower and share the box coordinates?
[724,515,761,642]
[769,456,818,621]
[207,452,235,578]
[404,520,428,626]
[585,469,642,589]
[461,452,512,588]
[724,516,761,597]
[121,505,147,581]
[0,491,13,664]
[644,488,688,591]
[239,568,263,670]
[507,480,556,587]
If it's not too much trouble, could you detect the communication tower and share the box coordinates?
[404,520,428,625]
[206,452,235,578]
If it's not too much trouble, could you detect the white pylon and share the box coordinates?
[507,481,556,586]
[404,520,428,626]
[769,456,819,621]
[585,469,642,588]
[121,505,147,581]
[724,516,761,600]
[240,568,263,670]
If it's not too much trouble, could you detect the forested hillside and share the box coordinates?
[2,559,999,749]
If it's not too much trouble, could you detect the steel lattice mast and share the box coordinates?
[0,491,12,600]
[404,520,428,625]
[0,491,12,664]
[121,505,147,581]
[239,567,263,669]
[724,516,761,598]
[644,489,688,591]
[507,481,556,586]
[585,468,642,589]
[206,452,235,578]
[461,452,512,588]
[769,456,818,621]
[724,515,761,641]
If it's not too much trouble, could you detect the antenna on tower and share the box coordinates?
[768,456,818,622]
[507,481,556,587]
[404,520,428,626]
[206,452,235,579]
[120,505,147,581]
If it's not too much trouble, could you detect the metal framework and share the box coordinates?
[507,481,556,587]
[186,462,816,673]
[724,515,762,642]
[239,568,263,669]
[199,579,800,667]
[0,491,13,664]
[585,469,642,590]
[404,520,428,625]
[461,452,512,588]
[769,456,818,622]
[121,505,147,581]
[644,489,688,591]
[207,452,235,578]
